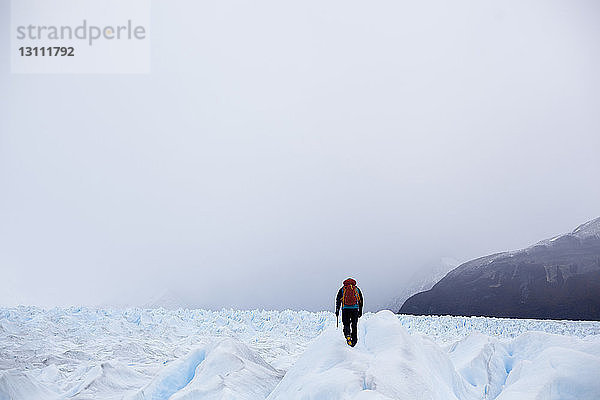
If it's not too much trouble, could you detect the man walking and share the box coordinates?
[335,278,364,347]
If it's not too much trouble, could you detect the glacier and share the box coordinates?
[1,307,599,399]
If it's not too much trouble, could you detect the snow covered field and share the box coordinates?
[1,307,599,399]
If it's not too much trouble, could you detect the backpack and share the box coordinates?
[342,279,360,306]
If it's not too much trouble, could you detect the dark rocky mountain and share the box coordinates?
[400,217,600,320]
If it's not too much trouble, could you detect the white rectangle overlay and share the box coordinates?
[11,0,150,74]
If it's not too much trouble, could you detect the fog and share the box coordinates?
[1,0,599,311]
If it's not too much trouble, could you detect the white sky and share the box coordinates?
[1,0,599,311]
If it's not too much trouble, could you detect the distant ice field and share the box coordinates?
[1,307,599,399]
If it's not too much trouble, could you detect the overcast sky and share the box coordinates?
[1,0,599,311]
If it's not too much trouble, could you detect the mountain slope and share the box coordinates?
[400,217,600,320]
[142,289,189,310]
[386,257,460,312]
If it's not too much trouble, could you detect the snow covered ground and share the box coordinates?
[1,307,599,399]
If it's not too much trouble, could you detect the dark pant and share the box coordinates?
[342,308,359,342]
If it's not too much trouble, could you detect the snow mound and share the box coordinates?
[449,330,600,400]
[498,332,600,400]
[63,361,150,399]
[448,332,511,399]
[0,370,58,400]
[267,311,600,400]
[128,338,283,400]
[1,307,600,399]
[267,310,478,400]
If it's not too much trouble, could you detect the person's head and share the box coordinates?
[343,277,356,286]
